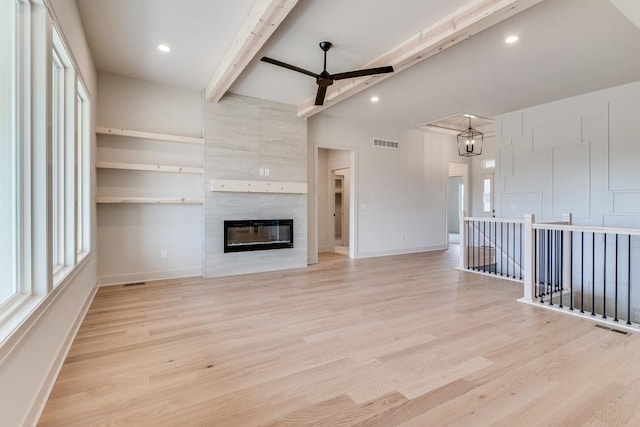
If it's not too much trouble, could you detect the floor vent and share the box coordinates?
[373,138,399,149]
[123,282,146,287]
[594,324,630,335]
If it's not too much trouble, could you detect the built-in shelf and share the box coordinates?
[96,161,203,174]
[210,179,307,194]
[96,196,203,205]
[96,126,204,145]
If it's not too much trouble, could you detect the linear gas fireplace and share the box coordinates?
[224,219,293,253]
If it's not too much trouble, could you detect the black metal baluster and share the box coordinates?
[500,223,504,276]
[603,234,607,319]
[534,229,538,300]
[494,221,497,275]
[505,223,511,277]
[483,221,486,272]
[467,220,470,271]
[520,224,524,280]
[473,221,476,271]
[581,232,584,313]
[560,231,564,308]
[570,230,574,311]
[549,229,554,306]
[548,229,553,299]
[592,233,595,316]
[614,234,618,322]
[513,223,516,279]
[628,235,632,325]
[540,229,545,298]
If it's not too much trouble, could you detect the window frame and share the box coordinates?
[0,0,18,310]
[51,26,77,286]
[1,0,93,354]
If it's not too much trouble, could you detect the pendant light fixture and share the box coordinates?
[457,116,483,157]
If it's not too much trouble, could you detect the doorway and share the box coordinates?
[316,148,355,259]
[447,176,463,244]
[332,169,350,255]
[447,162,469,246]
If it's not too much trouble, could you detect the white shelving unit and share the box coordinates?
[96,161,203,175]
[96,126,204,145]
[96,196,203,204]
[96,127,203,205]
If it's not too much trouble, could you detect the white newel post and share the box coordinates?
[459,211,467,270]
[522,214,536,302]
[562,213,572,293]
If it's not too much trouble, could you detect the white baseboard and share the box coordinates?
[24,282,98,427]
[357,245,447,259]
[97,267,202,286]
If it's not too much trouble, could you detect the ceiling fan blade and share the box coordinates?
[331,66,394,81]
[261,57,318,78]
[315,85,327,106]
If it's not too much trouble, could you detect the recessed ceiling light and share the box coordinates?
[370,96,379,103]
[505,35,519,44]
[158,44,171,53]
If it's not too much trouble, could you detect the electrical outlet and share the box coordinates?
[400,234,405,241]
[160,249,168,259]
[264,168,270,177]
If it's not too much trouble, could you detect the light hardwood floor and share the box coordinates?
[40,249,640,426]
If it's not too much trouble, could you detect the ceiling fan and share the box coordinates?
[260,41,394,106]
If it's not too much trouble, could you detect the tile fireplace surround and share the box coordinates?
[204,94,307,277]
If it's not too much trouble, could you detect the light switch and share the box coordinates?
[259,168,264,176]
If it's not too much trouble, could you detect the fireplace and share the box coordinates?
[224,219,294,253]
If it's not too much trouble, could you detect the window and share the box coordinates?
[1,0,92,349]
[0,0,16,306]
[52,48,65,273]
[482,159,496,169]
[483,175,493,213]
[76,81,90,257]
[51,28,76,284]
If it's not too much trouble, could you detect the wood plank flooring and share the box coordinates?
[39,249,640,426]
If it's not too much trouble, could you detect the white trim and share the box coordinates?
[0,253,92,364]
[518,297,640,334]
[357,245,447,259]
[464,216,525,224]
[533,222,640,235]
[455,267,524,284]
[97,268,202,287]
[22,280,97,427]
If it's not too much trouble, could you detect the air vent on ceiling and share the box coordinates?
[373,138,399,149]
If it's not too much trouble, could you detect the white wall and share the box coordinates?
[494,80,640,227]
[96,73,203,284]
[309,114,457,258]
[0,1,98,425]
[494,80,640,321]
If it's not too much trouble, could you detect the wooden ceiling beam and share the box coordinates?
[205,0,299,102]
[297,0,545,118]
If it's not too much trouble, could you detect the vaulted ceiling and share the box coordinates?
[76,0,640,128]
